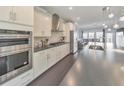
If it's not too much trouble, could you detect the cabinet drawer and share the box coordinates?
[1,69,33,86]
[19,69,33,86]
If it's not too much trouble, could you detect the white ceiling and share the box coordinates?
[41,6,124,30]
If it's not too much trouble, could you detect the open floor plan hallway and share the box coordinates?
[60,46,124,85]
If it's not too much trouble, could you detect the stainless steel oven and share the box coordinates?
[0,29,32,84]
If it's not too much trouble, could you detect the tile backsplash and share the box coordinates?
[49,32,63,43]
[34,32,64,47]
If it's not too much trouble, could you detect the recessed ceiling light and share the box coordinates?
[108,28,111,31]
[76,17,80,20]
[104,25,108,28]
[119,16,124,21]
[108,13,114,18]
[69,7,73,10]
[113,24,119,29]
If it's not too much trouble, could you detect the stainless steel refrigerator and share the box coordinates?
[70,31,78,53]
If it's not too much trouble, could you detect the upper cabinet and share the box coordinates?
[0,7,12,22]
[13,6,33,26]
[0,6,33,31]
[61,22,67,36]
[67,22,75,31]
[34,7,52,37]
[0,6,33,26]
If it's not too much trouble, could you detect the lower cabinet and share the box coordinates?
[33,44,70,80]
[2,69,33,86]
[56,46,63,62]
[33,50,48,79]
[47,48,57,68]
[65,44,70,55]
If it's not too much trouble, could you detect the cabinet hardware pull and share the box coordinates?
[9,11,13,20]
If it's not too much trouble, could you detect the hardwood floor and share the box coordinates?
[60,45,124,86]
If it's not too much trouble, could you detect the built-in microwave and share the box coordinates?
[0,29,32,84]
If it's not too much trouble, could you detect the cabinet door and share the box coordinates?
[56,45,64,62]
[43,14,52,37]
[2,69,33,86]
[33,51,47,79]
[63,45,67,57]
[34,7,51,37]
[0,6,12,22]
[47,48,57,68]
[40,14,51,37]
[56,46,61,62]
[34,8,42,36]
[18,69,33,86]
[13,6,33,26]
[66,44,70,54]
[65,24,70,42]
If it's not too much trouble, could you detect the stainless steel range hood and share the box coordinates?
[52,13,60,31]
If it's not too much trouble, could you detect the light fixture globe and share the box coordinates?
[113,24,119,29]
[119,16,124,21]
[108,13,114,18]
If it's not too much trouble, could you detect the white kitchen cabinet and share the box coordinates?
[64,22,75,42]
[65,23,71,42]
[64,44,70,55]
[66,44,70,55]
[0,6,33,31]
[0,6,13,22]
[0,6,33,26]
[56,46,62,62]
[13,6,33,26]
[56,44,69,62]
[62,44,68,58]
[47,48,57,68]
[2,69,33,86]
[33,50,48,79]
[34,7,52,37]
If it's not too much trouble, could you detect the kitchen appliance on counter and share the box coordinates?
[0,29,32,84]
[70,31,78,53]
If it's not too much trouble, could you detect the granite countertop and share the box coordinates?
[34,42,69,52]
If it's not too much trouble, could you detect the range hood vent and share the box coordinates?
[52,13,60,31]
